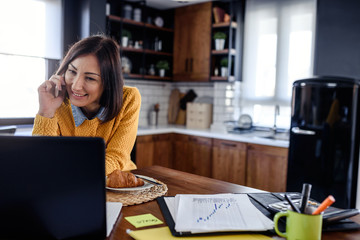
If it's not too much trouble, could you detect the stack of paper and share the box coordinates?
[164,194,273,234]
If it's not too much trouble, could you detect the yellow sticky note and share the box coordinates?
[127,226,273,240]
[125,213,163,228]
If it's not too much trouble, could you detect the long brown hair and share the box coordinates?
[57,35,123,123]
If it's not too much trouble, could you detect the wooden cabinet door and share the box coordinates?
[212,139,247,185]
[173,6,191,80]
[153,134,173,168]
[135,134,172,168]
[189,135,212,177]
[173,2,212,82]
[172,134,212,177]
[135,135,155,168]
[188,2,212,81]
[246,144,288,192]
[173,134,193,173]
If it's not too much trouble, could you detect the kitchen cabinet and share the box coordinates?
[107,0,174,81]
[134,132,288,191]
[135,134,173,168]
[246,143,288,192]
[173,2,212,82]
[173,134,212,177]
[212,139,247,185]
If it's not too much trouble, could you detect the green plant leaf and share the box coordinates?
[213,31,227,39]
[156,60,170,70]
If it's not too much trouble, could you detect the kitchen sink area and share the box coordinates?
[227,126,290,142]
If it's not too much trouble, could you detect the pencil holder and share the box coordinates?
[274,210,322,240]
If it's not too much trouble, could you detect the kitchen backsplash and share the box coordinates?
[125,79,241,128]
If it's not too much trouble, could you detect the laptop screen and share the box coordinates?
[0,136,106,239]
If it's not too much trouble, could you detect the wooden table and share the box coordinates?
[108,166,360,240]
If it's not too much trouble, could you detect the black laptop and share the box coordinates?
[0,136,106,240]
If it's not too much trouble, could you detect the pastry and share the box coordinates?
[106,169,144,188]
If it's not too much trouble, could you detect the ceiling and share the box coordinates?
[127,0,213,10]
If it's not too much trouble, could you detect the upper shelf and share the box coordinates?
[121,46,173,56]
[124,73,172,81]
[211,49,236,55]
[212,21,237,28]
[108,15,174,33]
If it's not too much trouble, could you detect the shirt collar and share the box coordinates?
[71,104,105,127]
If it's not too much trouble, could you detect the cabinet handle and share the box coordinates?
[190,58,193,72]
[221,142,236,147]
[291,127,315,135]
[189,136,197,142]
[185,58,188,72]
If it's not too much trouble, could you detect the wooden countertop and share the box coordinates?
[107,166,360,240]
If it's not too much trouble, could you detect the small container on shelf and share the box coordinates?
[106,3,110,16]
[214,67,219,76]
[123,4,132,19]
[133,8,141,22]
[148,64,155,76]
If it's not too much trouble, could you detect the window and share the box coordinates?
[241,0,316,128]
[0,0,62,123]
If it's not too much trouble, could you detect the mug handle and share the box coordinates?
[274,211,288,238]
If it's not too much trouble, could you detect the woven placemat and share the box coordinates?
[106,179,168,206]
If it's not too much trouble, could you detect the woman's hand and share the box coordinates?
[37,75,66,118]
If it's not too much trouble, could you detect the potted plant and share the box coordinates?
[156,60,169,77]
[220,57,228,77]
[213,31,227,50]
[121,29,132,47]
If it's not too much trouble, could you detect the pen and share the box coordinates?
[300,183,312,213]
[135,175,162,186]
[285,194,301,213]
[312,195,335,215]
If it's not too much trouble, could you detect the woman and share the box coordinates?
[32,35,141,175]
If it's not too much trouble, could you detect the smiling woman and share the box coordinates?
[0,0,61,124]
[32,35,142,176]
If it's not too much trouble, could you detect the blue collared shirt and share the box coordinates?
[71,104,105,127]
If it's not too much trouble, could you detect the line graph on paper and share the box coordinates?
[196,200,232,222]
[192,197,245,227]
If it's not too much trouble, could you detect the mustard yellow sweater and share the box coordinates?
[32,86,141,176]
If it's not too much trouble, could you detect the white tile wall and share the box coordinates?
[125,79,172,126]
[125,79,241,128]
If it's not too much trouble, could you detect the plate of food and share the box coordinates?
[106,170,155,192]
